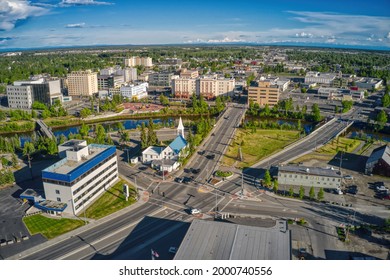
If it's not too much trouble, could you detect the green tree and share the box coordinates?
[140,122,148,149]
[263,170,272,187]
[80,108,92,119]
[147,118,158,146]
[311,104,322,122]
[381,93,390,108]
[334,105,339,114]
[120,131,130,144]
[59,134,67,145]
[159,94,169,106]
[317,188,324,201]
[32,101,48,110]
[79,123,90,138]
[23,142,35,179]
[299,186,305,199]
[272,180,278,193]
[289,187,294,197]
[11,153,19,168]
[309,186,315,200]
[47,138,58,155]
[376,110,388,130]
[95,124,106,144]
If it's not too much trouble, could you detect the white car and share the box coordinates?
[191,208,201,215]
[376,186,389,192]
[335,188,343,195]
[344,175,353,180]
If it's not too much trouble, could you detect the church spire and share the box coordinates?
[177,117,184,138]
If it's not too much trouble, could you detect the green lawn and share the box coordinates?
[292,137,363,163]
[222,129,300,168]
[23,214,85,239]
[84,179,137,220]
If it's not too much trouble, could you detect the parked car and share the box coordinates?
[374,193,390,200]
[198,150,205,155]
[183,177,191,183]
[344,175,353,180]
[207,154,215,160]
[191,168,200,174]
[334,188,343,195]
[376,185,389,192]
[191,208,201,215]
[175,177,183,183]
[347,185,358,195]
[168,246,177,254]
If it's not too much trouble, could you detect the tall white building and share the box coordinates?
[121,67,138,83]
[120,82,148,100]
[124,56,153,67]
[67,70,98,99]
[6,85,33,109]
[42,140,118,215]
[7,77,62,109]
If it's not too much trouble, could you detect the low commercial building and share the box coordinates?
[305,71,336,85]
[365,145,390,177]
[355,77,383,91]
[42,140,118,215]
[277,165,342,189]
[318,87,364,101]
[120,82,148,100]
[174,219,291,260]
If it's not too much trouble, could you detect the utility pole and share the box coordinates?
[241,172,244,197]
[126,148,129,164]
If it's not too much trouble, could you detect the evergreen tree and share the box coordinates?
[95,124,106,144]
[147,118,158,146]
[309,186,315,200]
[272,180,278,193]
[317,188,324,201]
[263,170,272,187]
[59,134,67,145]
[140,122,148,149]
[289,187,294,197]
[23,141,35,179]
[299,186,305,199]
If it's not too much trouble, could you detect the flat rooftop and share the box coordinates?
[278,165,341,178]
[52,145,107,175]
[42,144,116,183]
[174,219,291,260]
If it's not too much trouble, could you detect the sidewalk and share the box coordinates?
[6,189,151,260]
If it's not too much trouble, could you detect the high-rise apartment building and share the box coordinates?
[124,56,153,67]
[172,75,235,99]
[67,70,98,99]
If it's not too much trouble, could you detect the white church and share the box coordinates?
[142,117,188,172]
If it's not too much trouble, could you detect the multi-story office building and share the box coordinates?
[6,85,33,109]
[42,140,118,215]
[97,74,124,90]
[305,71,336,85]
[121,67,138,83]
[277,165,342,189]
[172,75,235,99]
[148,72,174,87]
[120,82,148,100]
[67,70,98,99]
[7,77,62,109]
[124,56,153,67]
[248,78,280,107]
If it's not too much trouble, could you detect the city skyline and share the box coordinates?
[1,0,390,51]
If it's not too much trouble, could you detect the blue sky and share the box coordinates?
[1,0,390,50]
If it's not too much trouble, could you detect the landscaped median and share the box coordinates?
[23,215,85,239]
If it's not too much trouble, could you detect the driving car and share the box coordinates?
[175,177,183,183]
[191,208,201,215]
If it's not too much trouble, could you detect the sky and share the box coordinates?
[0,0,390,50]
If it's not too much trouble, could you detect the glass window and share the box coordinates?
[57,197,61,202]
[56,190,60,194]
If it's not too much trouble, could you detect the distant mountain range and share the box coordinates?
[1,42,389,53]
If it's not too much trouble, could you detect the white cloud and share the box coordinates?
[295,32,313,38]
[386,32,390,38]
[60,0,113,6]
[65,22,85,28]
[0,0,49,31]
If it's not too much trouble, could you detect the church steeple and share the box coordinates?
[177,117,184,138]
